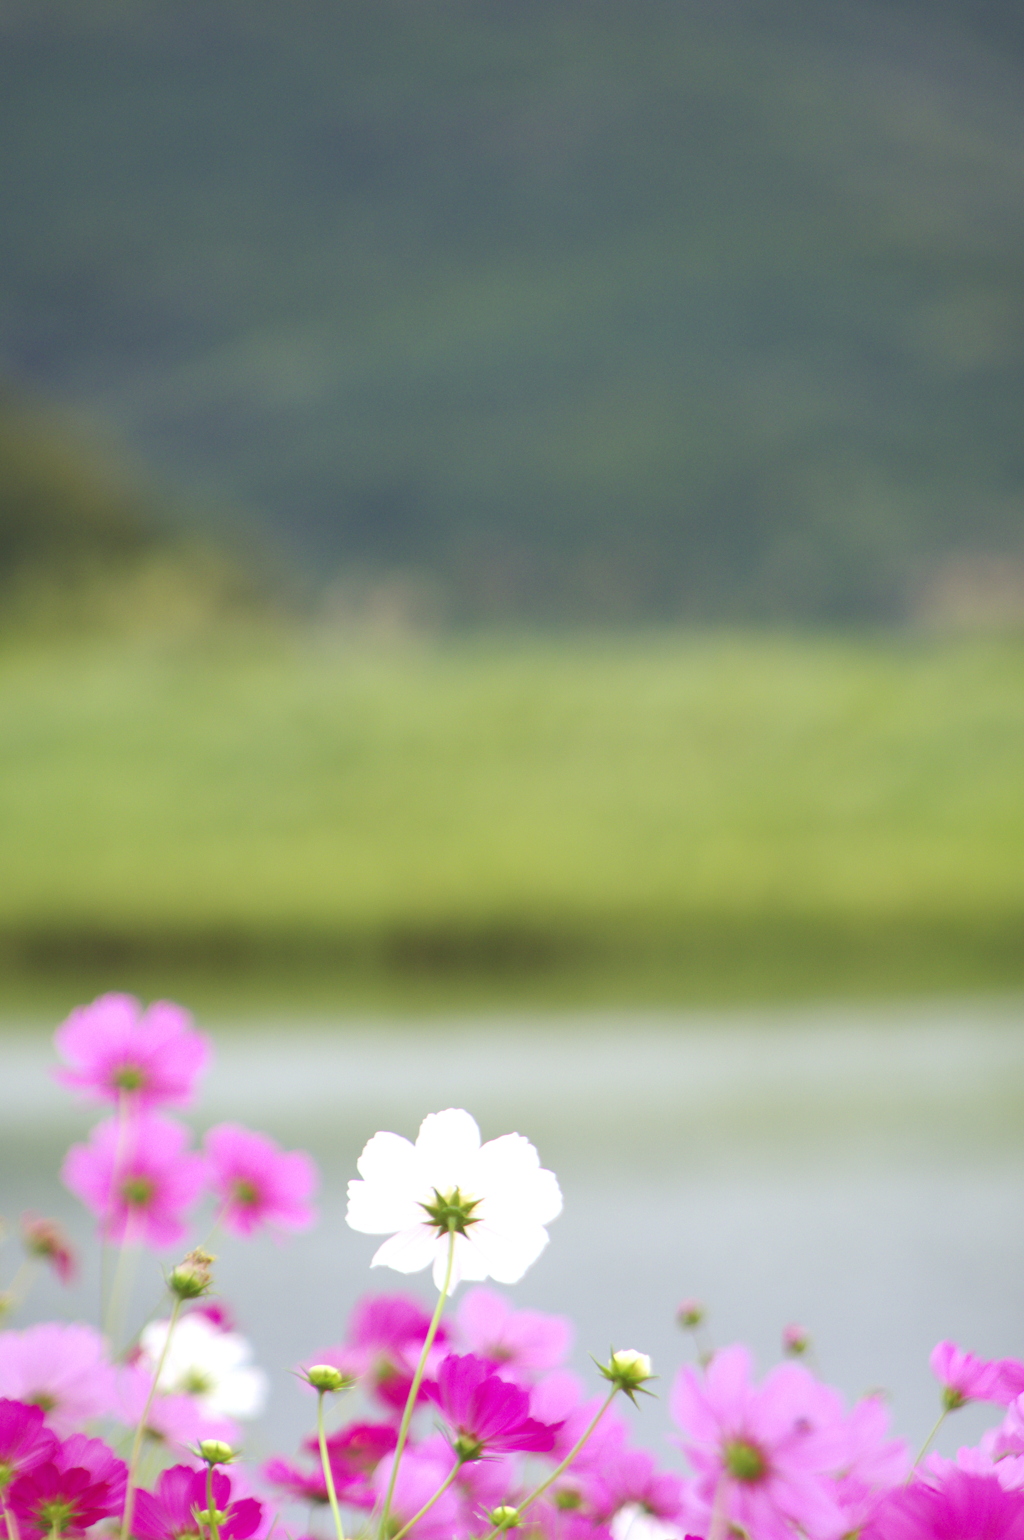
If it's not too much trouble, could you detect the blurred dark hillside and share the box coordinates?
[0,391,269,632]
[1,0,1023,622]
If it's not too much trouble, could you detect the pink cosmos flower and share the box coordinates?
[425,1353,561,1459]
[113,1365,239,1455]
[302,1421,398,1506]
[8,1433,126,1540]
[372,1447,464,1540]
[263,1458,330,1507]
[204,1124,318,1238]
[930,1341,1008,1410]
[456,1288,572,1382]
[54,994,210,1110]
[0,1325,116,1436]
[535,1374,630,1474]
[997,1361,1024,1407]
[833,1393,910,1534]
[313,1294,450,1413]
[0,1400,58,1493]
[670,1345,848,1540]
[133,1465,263,1540]
[20,1216,76,1286]
[61,1112,207,1246]
[589,1448,686,1527]
[862,1468,1024,1540]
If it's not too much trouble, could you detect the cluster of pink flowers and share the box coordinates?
[3,991,1024,1540]
[56,994,318,1246]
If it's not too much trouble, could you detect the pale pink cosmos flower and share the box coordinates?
[0,1325,117,1436]
[204,1124,318,1238]
[590,1448,687,1540]
[833,1393,910,1534]
[372,1446,465,1540]
[534,1372,630,1474]
[670,1344,849,1540]
[61,1112,207,1247]
[930,1341,1009,1410]
[456,1288,572,1382]
[862,1467,1024,1540]
[53,994,210,1110]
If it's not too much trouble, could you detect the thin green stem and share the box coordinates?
[317,1391,346,1540]
[378,1229,457,1540]
[104,1234,139,1351]
[120,1295,182,1540]
[101,1093,132,1329]
[479,1386,619,1540]
[388,1461,463,1540]
[913,1407,948,1471]
[205,1466,221,1540]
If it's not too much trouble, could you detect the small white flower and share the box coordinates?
[139,1313,268,1419]
[346,1107,562,1290]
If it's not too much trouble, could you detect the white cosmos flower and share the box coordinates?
[346,1107,562,1290]
[139,1312,268,1419]
[611,1506,682,1540]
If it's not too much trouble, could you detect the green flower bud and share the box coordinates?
[169,1248,215,1300]
[198,1440,234,1466]
[489,1507,520,1530]
[305,1364,352,1393]
[599,1348,655,1403]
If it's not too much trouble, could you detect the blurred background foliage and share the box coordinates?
[0,0,1022,1009]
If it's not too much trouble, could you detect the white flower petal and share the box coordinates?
[415,1108,481,1191]
[347,1176,425,1235]
[371,1224,440,1274]
[466,1220,550,1284]
[356,1130,420,1185]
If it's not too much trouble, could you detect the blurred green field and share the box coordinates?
[1,631,1022,1012]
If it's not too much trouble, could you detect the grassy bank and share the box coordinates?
[1,631,1022,1013]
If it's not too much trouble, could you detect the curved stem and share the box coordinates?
[378,1229,457,1540]
[3,1499,21,1540]
[389,1461,463,1540]
[317,1390,346,1540]
[913,1407,948,1471]
[120,1295,182,1540]
[102,1093,132,1331]
[479,1386,619,1540]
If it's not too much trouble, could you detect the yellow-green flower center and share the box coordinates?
[724,1439,767,1482]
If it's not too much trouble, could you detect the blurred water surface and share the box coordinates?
[1,1000,1022,1466]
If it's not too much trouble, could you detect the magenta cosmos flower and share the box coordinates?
[0,1326,116,1436]
[54,994,210,1110]
[133,1465,263,1540]
[456,1288,572,1382]
[62,1112,206,1246]
[204,1124,318,1238]
[863,1468,1024,1540]
[0,1400,58,1494]
[425,1352,560,1459]
[8,1433,126,1540]
[671,1345,848,1540]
